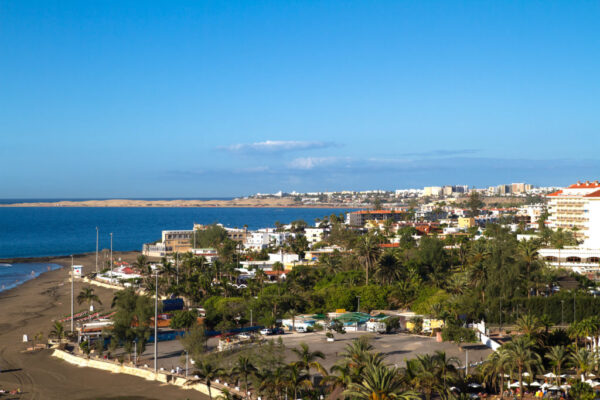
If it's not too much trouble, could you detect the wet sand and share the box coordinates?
[0,253,206,400]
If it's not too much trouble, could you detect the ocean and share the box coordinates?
[0,206,351,259]
[0,262,62,292]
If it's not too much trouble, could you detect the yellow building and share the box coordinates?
[458,217,475,229]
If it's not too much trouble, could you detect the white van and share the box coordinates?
[295,326,307,333]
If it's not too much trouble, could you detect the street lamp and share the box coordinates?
[110,233,113,283]
[71,255,74,332]
[95,227,99,273]
[154,271,158,374]
[250,309,253,327]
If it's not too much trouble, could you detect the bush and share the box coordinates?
[441,325,477,344]
[326,332,334,339]
[570,382,594,400]
[385,317,400,333]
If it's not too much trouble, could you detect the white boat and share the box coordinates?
[0,263,11,267]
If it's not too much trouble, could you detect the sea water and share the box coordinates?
[0,206,351,258]
[0,263,62,293]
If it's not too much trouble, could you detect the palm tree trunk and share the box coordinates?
[208,383,212,400]
[519,367,523,399]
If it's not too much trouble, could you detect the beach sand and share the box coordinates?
[0,253,206,400]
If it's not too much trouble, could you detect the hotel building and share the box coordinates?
[539,181,600,276]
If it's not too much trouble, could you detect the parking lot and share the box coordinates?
[135,330,492,373]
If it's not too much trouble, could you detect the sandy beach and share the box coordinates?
[0,252,206,400]
[0,198,353,208]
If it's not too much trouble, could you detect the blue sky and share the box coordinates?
[1,1,599,197]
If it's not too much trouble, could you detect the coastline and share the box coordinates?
[0,251,204,399]
[0,198,358,208]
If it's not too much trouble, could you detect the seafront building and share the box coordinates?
[539,180,600,276]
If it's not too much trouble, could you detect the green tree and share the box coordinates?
[545,345,568,385]
[503,335,541,399]
[169,309,198,331]
[291,342,326,377]
[233,356,257,399]
[355,233,381,285]
[193,360,223,400]
[344,363,419,400]
[77,286,102,309]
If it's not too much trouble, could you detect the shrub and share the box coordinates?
[441,325,477,344]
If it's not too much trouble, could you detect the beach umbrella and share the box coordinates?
[503,374,511,378]
[529,381,541,387]
[522,372,530,377]
[543,372,556,378]
[548,386,560,391]
[560,384,570,390]
[559,374,567,378]
[468,383,482,389]
[541,383,550,389]
[590,381,600,387]
[509,382,520,388]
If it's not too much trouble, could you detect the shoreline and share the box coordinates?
[0,251,205,399]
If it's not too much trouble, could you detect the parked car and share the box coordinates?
[259,328,272,335]
[295,326,307,333]
[237,333,251,339]
[272,327,285,335]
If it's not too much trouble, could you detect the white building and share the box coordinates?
[244,229,292,250]
[547,180,600,247]
[540,181,600,276]
[304,227,326,245]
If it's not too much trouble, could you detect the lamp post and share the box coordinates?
[154,271,158,374]
[95,227,99,273]
[185,351,189,378]
[71,255,74,332]
[250,309,253,327]
[110,233,113,282]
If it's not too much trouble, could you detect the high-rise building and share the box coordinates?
[547,180,600,247]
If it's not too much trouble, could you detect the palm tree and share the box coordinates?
[355,233,381,285]
[286,363,312,400]
[215,388,241,400]
[325,361,354,394]
[407,354,440,400]
[503,335,541,399]
[193,360,223,400]
[545,345,568,385]
[49,321,65,340]
[133,254,148,273]
[345,363,420,400]
[570,348,596,380]
[432,351,460,393]
[515,314,543,337]
[517,240,542,298]
[233,356,257,399]
[375,251,401,285]
[481,349,510,398]
[77,287,101,310]
[292,342,326,376]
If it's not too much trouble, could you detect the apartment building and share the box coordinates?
[547,180,600,247]
[345,210,406,226]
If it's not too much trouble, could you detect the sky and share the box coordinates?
[1,1,599,198]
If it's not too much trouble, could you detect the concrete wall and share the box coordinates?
[52,349,223,397]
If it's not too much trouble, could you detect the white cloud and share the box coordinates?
[287,157,342,170]
[222,140,336,153]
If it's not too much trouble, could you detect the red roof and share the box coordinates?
[584,189,600,198]
[547,190,563,197]
[379,243,399,248]
[568,180,600,189]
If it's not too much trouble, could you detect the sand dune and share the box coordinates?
[0,197,348,208]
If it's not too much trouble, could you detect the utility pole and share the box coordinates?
[70,255,74,332]
[250,309,253,327]
[154,271,158,374]
[95,227,99,273]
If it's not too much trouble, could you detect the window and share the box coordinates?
[566,256,581,262]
